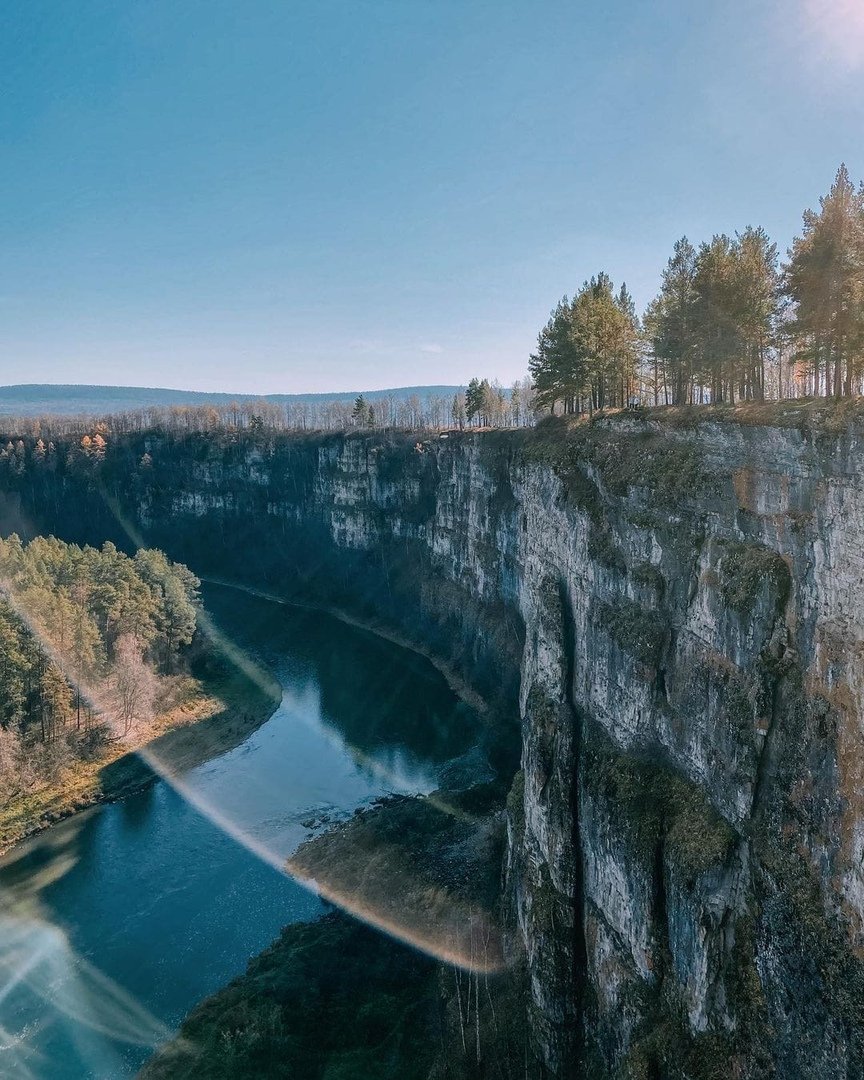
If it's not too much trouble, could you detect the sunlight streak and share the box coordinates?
[0,913,172,1074]
[0,823,174,1074]
[0,482,509,1080]
[134,740,508,975]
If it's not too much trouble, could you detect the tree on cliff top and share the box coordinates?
[351,395,375,426]
[647,229,778,404]
[784,164,864,397]
[529,275,640,415]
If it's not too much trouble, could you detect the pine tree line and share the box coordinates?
[530,165,864,411]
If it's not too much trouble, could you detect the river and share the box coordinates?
[0,585,480,1079]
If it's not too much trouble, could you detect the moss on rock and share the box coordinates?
[582,722,737,883]
[594,598,667,669]
[717,541,791,616]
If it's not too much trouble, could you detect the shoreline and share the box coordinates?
[139,786,512,1079]
[0,661,281,860]
[199,576,490,715]
[0,578,488,861]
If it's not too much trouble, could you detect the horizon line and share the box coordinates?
[0,381,473,399]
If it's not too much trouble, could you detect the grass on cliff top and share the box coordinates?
[651,396,864,432]
[524,397,864,436]
[512,396,864,515]
[520,416,716,509]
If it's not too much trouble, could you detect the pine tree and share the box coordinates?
[351,395,368,425]
[646,238,698,404]
[466,378,493,425]
[784,164,864,396]
[529,277,641,415]
[647,230,779,404]
[733,226,779,401]
[691,234,741,402]
[529,298,586,414]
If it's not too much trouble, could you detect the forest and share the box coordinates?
[2,154,863,448]
[0,534,199,810]
[0,163,852,439]
[530,164,864,413]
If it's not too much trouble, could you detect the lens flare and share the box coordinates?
[0,482,512,1078]
[95,485,506,967]
[0,824,173,1077]
[0,486,509,1006]
[802,0,864,70]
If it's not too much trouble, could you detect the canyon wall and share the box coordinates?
[6,413,864,1078]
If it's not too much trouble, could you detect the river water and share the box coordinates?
[0,585,479,1079]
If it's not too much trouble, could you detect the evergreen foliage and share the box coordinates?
[645,229,779,404]
[351,395,375,427]
[784,164,864,397]
[530,164,864,409]
[0,535,199,805]
[465,378,509,426]
[529,274,640,414]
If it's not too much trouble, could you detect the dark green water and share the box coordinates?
[0,586,479,1079]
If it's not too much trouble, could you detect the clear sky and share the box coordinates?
[1,0,862,394]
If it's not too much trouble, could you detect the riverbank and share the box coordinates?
[0,574,490,858]
[199,576,490,716]
[288,787,508,971]
[0,654,282,856]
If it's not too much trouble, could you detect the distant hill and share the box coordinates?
[0,384,465,417]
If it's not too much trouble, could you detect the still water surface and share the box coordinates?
[0,585,478,1079]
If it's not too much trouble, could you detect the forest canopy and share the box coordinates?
[0,535,199,807]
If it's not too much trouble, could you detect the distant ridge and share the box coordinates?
[0,383,465,417]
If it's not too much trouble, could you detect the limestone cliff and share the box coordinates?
[6,411,864,1078]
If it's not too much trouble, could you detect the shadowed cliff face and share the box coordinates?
[6,416,864,1078]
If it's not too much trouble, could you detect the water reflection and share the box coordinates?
[0,587,482,1079]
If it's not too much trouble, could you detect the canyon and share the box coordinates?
[5,407,864,1078]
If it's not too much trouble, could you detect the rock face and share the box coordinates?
[9,415,864,1077]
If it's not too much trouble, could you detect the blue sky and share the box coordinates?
[1,0,862,393]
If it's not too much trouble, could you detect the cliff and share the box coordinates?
[6,409,864,1078]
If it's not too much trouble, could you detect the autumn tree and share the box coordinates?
[112,633,156,736]
[0,534,200,787]
[451,392,466,429]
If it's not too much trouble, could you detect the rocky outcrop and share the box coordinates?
[7,412,864,1077]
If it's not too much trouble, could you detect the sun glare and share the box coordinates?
[803,0,864,70]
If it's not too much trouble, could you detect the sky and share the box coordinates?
[0,0,863,394]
